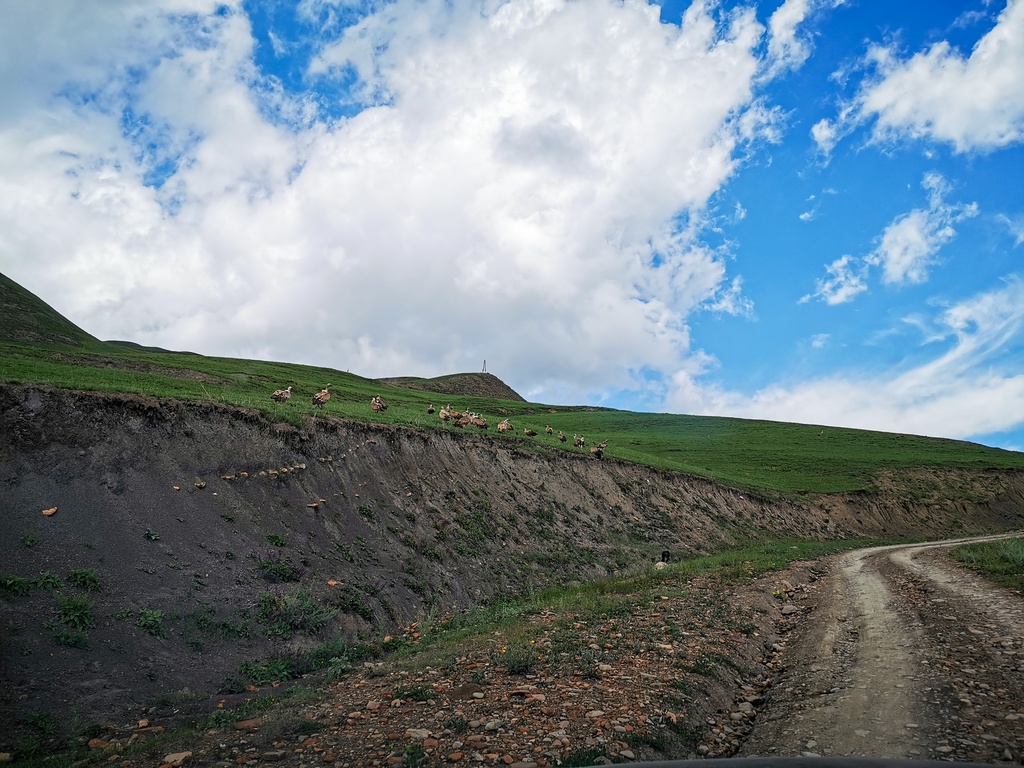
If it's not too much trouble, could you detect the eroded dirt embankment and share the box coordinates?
[2,385,1023,733]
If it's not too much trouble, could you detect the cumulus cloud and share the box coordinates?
[669,276,1024,441]
[816,0,1024,155]
[803,173,977,304]
[0,0,775,405]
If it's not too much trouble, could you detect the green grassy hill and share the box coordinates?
[2,271,1022,497]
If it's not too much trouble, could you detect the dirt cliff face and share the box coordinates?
[2,384,1023,728]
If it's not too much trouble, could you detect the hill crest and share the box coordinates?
[378,372,526,401]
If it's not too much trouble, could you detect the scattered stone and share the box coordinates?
[163,751,192,767]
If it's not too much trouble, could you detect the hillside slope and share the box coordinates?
[0,272,101,348]
[3,383,1023,732]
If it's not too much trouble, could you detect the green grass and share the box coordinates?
[949,536,1024,592]
[386,538,884,663]
[2,319,1023,497]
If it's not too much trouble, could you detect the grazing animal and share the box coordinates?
[545,425,553,435]
[524,427,538,437]
[312,384,332,408]
[497,418,512,433]
[271,386,292,403]
[370,395,387,413]
[574,433,585,449]
[427,404,436,414]
[557,431,566,443]
[590,440,608,459]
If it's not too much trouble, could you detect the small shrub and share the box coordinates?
[257,590,335,637]
[256,550,304,582]
[43,620,89,649]
[35,572,62,591]
[136,608,167,637]
[267,533,286,547]
[21,532,40,548]
[402,742,426,768]
[67,568,102,592]
[56,593,96,630]
[238,657,296,685]
[143,528,160,541]
[113,608,133,620]
[1,574,35,598]
[394,683,433,702]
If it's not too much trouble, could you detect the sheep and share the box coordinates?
[312,385,332,408]
[271,386,292,403]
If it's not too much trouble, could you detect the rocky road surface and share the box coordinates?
[738,534,1024,763]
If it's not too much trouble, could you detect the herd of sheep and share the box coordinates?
[270,386,608,458]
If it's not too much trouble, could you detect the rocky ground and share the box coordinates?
[738,534,1024,764]
[59,535,1024,768]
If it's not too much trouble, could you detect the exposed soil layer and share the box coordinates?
[2,384,1023,755]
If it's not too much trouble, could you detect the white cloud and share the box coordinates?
[996,212,1024,246]
[802,254,868,305]
[865,173,978,285]
[804,173,976,304]
[0,0,773,404]
[826,0,1024,153]
[669,276,1024,442]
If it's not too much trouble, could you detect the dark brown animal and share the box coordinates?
[271,386,292,403]
[524,428,538,437]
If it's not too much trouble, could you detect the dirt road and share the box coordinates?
[738,534,1024,763]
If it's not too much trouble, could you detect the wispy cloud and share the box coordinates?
[671,277,1024,441]
[803,173,977,304]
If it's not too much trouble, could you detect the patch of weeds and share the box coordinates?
[56,593,96,630]
[35,572,62,591]
[136,608,167,637]
[43,619,89,649]
[205,695,279,728]
[255,550,304,582]
[1,573,35,598]
[394,683,433,702]
[357,504,376,521]
[559,747,608,767]
[221,513,235,523]
[446,714,469,734]
[237,656,296,685]
[305,637,376,672]
[143,528,160,541]
[21,532,40,547]
[267,533,286,547]
[67,568,102,592]
[402,742,426,768]
[257,590,336,638]
[327,584,376,622]
[113,608,133,620]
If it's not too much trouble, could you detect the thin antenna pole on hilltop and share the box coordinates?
[482,360,487,373]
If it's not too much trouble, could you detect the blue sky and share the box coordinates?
[1,0,1022,450]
